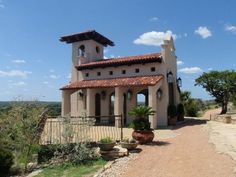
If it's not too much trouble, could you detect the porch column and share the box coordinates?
[148,86,157,129]
[86,89,95,116]
[114,87,122,127]
[62,90,71,116]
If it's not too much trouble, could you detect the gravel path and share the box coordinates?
[119,119,236,177]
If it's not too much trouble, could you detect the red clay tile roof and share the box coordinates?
[61,75,163,90]
[76,53,162,70]
[60,30,114,46]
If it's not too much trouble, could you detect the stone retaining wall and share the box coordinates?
[211,113,236,124]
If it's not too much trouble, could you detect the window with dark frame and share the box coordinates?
[151,67,156,72]
[109,71,113,75]
[97,72,101,76]
[122,70,126,74]
[85,73,89,77]
[135,68,140,73]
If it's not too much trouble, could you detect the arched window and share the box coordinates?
[78,45,85,57]
[96,46,100,54]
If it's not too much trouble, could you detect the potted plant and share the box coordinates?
[120,138,138,150]
[168,104,177,125]
[97,137,116,151]
[177,103,185,121]
[128,105,155,144]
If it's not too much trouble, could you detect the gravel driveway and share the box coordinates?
[119,118,236,177]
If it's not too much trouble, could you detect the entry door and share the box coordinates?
[95,93,101,123]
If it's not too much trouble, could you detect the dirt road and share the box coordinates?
[120,119,236,177]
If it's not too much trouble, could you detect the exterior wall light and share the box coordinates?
[79,91,84,97]
[157,89,163,100]
[127,89,132,100]
[177,77,182,87]
[101,90,106,99]
[167,71,174,83]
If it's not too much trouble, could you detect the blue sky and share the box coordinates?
[0,0,236,101]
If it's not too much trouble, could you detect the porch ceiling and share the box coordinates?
[61,75,163,90]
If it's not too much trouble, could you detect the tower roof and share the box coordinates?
[60,30,115,46]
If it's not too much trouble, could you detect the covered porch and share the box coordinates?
[61,75,168,129]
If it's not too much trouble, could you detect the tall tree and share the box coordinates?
[195,70,236,114]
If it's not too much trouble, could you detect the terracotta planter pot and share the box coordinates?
[120,142,138,150]
[168,116,177,125]
[132,130,154,144]
[97,142,116,151]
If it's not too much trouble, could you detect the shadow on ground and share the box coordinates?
[172,118,208,130]
[143,140,171,146]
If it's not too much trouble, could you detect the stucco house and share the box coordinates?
[60,30,181,129]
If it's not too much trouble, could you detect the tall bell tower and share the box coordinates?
[60,30,114,82]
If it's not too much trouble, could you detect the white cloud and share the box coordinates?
[184,33,188,37]
[208,68,213,71]
[12,59,26,64]
[11,81,26,86]
[104,49,109,54]
[43,81,49,84]
[49,74,60,79]
[0,4,5,8]
[149,17,159,21]
[67,73,71,79]
[0,0,4,8]
[194,26,212,39]
[178,67,203,74]
[177,60,184,65]
[0,70,32,78]
[225,24,236,34]
[49,69,55,73]
[134,30,177,46]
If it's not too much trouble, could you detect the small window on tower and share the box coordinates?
[96,46,100,54]
[135,68,140,73]
[85,73,89,77]
[122,70,126,74]
[78,45,85,57]
[97,72,101,76]
[109,71,113,75]
[151,67,156,72]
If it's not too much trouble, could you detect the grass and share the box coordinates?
[35,159,107,177]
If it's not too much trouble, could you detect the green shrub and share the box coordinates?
[53,142,99,165]
[131,118,150,130]
[177,103,185,115]
[122,138,136,143]
[168,104,177,117]
[186,104,198,117]
[100,137,113,144]
[38,144,59,164]
[0,148,14,175]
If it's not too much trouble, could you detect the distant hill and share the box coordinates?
[0,101,61,117]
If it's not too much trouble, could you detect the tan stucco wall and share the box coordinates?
[71,40,104,82]
[80,62,165,81]
[62,35,181,128]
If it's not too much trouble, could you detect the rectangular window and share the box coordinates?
[122,70,126,74]
[97,72,101,76]
[135,68,140,73]
[109,71,113,75]
[151,67,156,72]
[85,73,89,77]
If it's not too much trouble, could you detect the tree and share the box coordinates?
[180,91,200,117]
[0,101,46,173]
[195,70,236,114]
